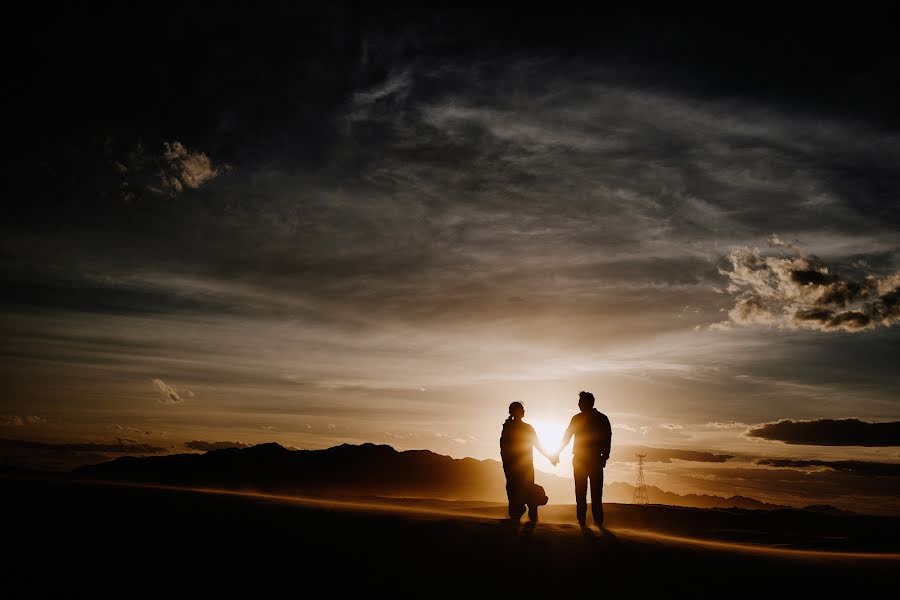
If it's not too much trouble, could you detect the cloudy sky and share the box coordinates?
[3,5,899,513]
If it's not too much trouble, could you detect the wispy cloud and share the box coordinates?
[705,421,750,430]
[0,437,166,454]
[756,458,900,476]
[107,424,168,438]
[611,445,734,463]
[0,415,45,427]
[151,378,184,405]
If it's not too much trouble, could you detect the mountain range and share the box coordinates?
[74,442,815,511]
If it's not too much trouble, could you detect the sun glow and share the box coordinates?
[528,418,573,473]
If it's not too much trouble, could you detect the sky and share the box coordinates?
[3,4,899,513]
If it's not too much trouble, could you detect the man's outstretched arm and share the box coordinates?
[557,418,576,455]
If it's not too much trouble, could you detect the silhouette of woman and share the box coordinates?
[500,402,555,522]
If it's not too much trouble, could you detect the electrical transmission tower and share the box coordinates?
[632,453,650,504]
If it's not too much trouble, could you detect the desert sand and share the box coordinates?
[4,477,896,596]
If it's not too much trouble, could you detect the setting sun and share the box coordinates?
[529,419,573,472]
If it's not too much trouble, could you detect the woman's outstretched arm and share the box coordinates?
[531,428,557,465]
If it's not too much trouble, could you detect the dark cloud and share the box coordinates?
[0,438,166,454]
[718,239,900,332]
[184,440,252,452]
[0,437,168,472]
[746,419,900,446]
[790,270,838,287]
[756,458,900,477]
[612,445,733,464]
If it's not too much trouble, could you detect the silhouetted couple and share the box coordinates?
[500,391,612,529]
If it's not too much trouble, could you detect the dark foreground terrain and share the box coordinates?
[3,478,897,596]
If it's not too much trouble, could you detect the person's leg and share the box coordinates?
[505,470,525,520]
[526,464,538,522]
[573,457,588,527]
[509,490,526,520]
[508,495,525,520]
[589,463,604,527]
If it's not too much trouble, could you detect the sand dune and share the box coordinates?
[4,477,897,596]
[77,479,900,560]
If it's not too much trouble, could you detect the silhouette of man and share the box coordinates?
[500,401,556,523]
[555,391,612,529]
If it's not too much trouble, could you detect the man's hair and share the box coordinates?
[578,391,595,407]
[508,401,525,416]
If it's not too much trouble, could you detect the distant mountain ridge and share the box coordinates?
[74,442,824,512]
[602,481,787,511]
[76,442,506,500]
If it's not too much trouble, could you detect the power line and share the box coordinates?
[632,453,650,505]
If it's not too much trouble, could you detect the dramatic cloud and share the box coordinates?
[184,440,252,452]
[151,378,184,405]
[718,237,900,332]
[4,7,900,510]
[756,458,900,477]
[746,419,900,446]
[611,445,733,463]
[159,141,225,194]
[112,140,227,202]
